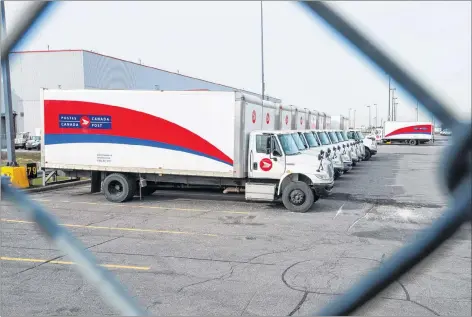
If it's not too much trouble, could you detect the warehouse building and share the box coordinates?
[1,49,280,143]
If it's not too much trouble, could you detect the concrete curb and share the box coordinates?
[23,179,91,193]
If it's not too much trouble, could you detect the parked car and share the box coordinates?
[14,132,30,149]
[440,129,452,136]
[25,135,41,150]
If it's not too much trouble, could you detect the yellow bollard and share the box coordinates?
[1,166,30,188]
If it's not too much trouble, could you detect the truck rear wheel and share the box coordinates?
[103,173,136,203]
[282,181,315,213]
[409,139,418,146]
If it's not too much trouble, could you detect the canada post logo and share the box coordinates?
[59,114,112,129]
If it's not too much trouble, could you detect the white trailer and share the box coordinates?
[304,109,319,130]
[325,115,332,129]
[40,89,334,213]
[382,121,434,145]
[330,115,349,130]
[278,104,293,131]
[289,107,307,130]
[319,113,327,129]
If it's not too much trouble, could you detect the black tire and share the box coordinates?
[138,186,157,196]
[103,173,135,203]
[364,147,371,161]
[409,139,417,146]
[352,161,357,167]
[282,181,315,213]
[334,170,341,180]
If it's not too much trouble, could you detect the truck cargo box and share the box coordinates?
[41,89,277,178]
[382,121,433,142]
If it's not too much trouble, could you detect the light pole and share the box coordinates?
[260,1,265,101]
[374,103,378,127]
[348,108,352,128]
[387,75,391,121]
[353,109,356,129]
[390,87,396,121]
[367,105,371,129]
[392,97,398,121]
[416,100,419,121]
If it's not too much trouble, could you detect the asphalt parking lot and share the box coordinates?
[1,137,470,316]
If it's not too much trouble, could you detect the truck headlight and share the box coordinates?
[314,173,330,180]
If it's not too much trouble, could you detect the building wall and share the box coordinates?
[7,50,85,133]
[82,51,281,103]
[4,49,281,139]
[83,51,229,92]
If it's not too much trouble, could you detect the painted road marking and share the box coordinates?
[31,198,250,215]
[0,256,150,271]
[1,219,218,237]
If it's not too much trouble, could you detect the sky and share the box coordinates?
[4,1,471,128]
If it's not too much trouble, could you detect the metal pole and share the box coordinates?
[387,75,391,121]
[374,103,378,127]
[260,1,265,101]
[353,109,356,128]
[1,1,16,162]
[391,88,396,121]
[416,100,419,121]
[367,105,371,128]
[349,108,352,129]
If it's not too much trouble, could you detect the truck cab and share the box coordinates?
[346,130,365,160]
[313,130,345,179]
[340,130,362,163]
[248,130,334,212]
[293,130,334,177]
[335,130,358,165]
[326,130,353,174]
[347,130,376,161]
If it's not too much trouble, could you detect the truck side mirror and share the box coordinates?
[272,149,281,157]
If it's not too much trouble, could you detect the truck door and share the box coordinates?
[249,133,286,179]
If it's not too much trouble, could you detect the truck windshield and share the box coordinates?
[303,132,319,147]
[347,131,358,140]
[291,133,307,151]
[277,134,300,156]
[335,131,345,141]
[341,131,350,141]
[317,132,331,145]
[297,133,310,149]
[328,131,339,143]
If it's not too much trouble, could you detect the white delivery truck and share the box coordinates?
[347,130,376,160]
[40,89,334,213]
[382,121,434,145]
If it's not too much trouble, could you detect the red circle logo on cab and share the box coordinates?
[260,158,273,171]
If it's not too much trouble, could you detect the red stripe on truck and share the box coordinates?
[44,100,234,165]
[384,124,432,137]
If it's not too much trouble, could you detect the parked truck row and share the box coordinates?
[40,89,378,213]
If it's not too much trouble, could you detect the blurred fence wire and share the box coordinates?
[1,1,470,316]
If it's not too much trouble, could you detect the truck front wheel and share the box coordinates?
[282,181,315,213]
[364,147,371,161]
[103,173,136,203]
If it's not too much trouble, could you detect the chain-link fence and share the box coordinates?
[1,1,470,316]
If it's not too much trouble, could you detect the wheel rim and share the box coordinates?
[289,189,306,206]
[108,180,124,197]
